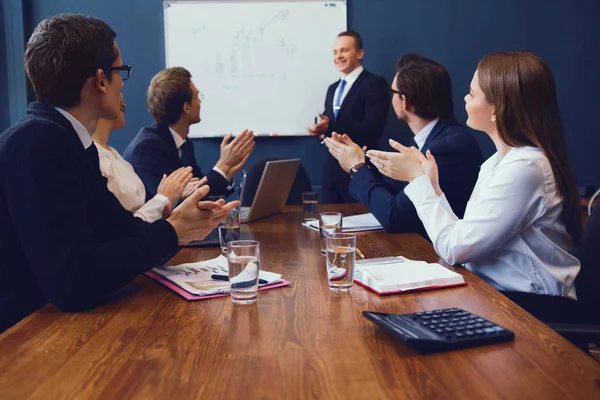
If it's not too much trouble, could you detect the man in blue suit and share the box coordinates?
[124,67,255,200]
[325,54,483,238]
[307,31,390,203]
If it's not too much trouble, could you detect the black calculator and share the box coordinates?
[363,308,515,353]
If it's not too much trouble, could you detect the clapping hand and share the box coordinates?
[157,167,194,206]
[409,146,442,195]
[324,132,367,173]
[366,139,425,182]
[216,129,255,178]
[167,185,240,245]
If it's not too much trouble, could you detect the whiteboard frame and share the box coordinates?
[163,0,348,137]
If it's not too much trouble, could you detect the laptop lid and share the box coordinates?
[240,159,300,223]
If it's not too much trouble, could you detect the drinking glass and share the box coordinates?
[319,212,342,254]
[302,192,319,222]
[326,233,356,292]
[219,207,240,254]
[227,240,260,304]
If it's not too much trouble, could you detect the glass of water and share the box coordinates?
[219,207,240,254]
[302,192,319,222]
[319,212,342,254]
[325,233,356,292]
[227,240,260,304]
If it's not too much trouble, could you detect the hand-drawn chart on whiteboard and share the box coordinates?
[164,1,347,137]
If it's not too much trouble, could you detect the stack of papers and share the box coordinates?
[145,255,291,300]
[302,213,383,232]
[354,256,466,295]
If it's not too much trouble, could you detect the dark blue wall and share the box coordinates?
[13,0,600,194]
[0,5,10,131]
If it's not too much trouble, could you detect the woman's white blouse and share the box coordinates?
[404,146,579,299]
[95,143,168,223]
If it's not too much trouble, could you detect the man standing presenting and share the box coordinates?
[124,67,255,200]
[307,31,389,203]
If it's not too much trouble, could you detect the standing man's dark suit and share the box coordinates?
[349,118,483,239]
[123,122,232,201]
[0,103,179,332]
[321,69,389,203]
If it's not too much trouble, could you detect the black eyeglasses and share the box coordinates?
[388,87,401,96]
[103,65,132,81]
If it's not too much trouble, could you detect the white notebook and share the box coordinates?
[302,213,383,232]
[354,256,466,295]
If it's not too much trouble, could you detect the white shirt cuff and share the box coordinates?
[404,174,438,204]
[153,194,169,204]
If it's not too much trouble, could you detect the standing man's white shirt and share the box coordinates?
[404,146,580,299]
[332,65,364,112]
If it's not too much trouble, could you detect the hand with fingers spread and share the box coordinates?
[181,176,208,200]
[366,139,425,182]
[324,132,367,173]
[410,147,442,196]
[157,166,194,206]
[215,129,255,178]
[306,113,329,137]
[166,185,241,245]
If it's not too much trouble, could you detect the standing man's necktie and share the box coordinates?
[333,79,347,119]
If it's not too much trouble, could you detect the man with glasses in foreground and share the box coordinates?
[324,54,483,238]
[0,14,239,332]
[124,67,255,200]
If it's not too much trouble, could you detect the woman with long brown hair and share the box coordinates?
[366,52,581,302]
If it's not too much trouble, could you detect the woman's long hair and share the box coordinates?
[477,52,581,245]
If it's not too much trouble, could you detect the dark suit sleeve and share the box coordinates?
[128,138,178,199]
[3,132,179,311]
[348,166,427,237]
[187,140,232,197]
[328,76,390,144]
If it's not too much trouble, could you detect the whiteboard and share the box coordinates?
[164,0,347,138]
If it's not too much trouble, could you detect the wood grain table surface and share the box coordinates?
[0,204,598,399]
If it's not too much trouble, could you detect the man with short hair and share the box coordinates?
[0,14,237,332]
[307,30,390,203]
[124,67,254,200]
[325,54,483,237]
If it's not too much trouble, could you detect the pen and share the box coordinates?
[211,274,268,285]
[356,248,365,259]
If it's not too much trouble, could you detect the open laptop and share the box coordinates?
[239,159,300,223]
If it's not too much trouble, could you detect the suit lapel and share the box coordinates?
[336,69,367,119]
[155,123,182,163]
[422,119,446,151]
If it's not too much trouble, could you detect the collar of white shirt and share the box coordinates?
[413,118,440,150]
[168,126,186,151]
[54,107,93,149]
[340,65,364,86]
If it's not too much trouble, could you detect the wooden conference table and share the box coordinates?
[0,204,599,399]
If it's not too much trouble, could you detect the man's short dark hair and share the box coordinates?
[337,30,363,50]
[24,14,117,108]
[394,54,454,119]
[147,67,193,125]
